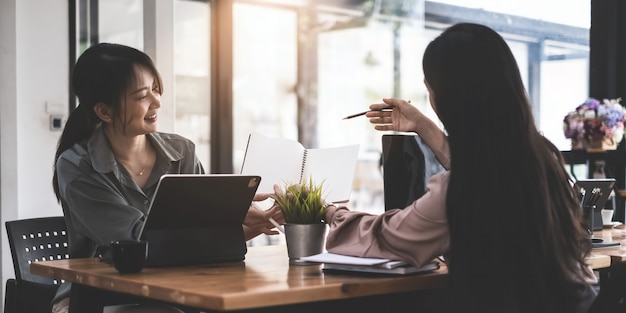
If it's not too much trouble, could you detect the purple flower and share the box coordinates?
[563,97,626,144]
[586,98,600,110]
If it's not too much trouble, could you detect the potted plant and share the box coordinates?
[273,177,327,265]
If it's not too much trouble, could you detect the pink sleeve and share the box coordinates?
[325,172,450,268]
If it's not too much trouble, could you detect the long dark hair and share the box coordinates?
[423,23,590,312]
[53,43,163,201]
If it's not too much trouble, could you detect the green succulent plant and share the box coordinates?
[273,177,325,224]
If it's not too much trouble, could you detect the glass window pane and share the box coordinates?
[315,2,428,214]
[432,0,590,27]
[541,56,588,150]
[76,0,212,166]
[228,0,590,217]
[174,0,211,167]
[98,0,143,49]
[430,0,591,151]
[232,3,298,173]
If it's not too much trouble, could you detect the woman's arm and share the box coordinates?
[324,172,451,267]
[62,177,145,246]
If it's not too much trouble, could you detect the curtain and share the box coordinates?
[590,0,626,221]
[590,0,626,100]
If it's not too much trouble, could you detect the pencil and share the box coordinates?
[268,217,285,234]
[342,105,394,120]
[252,202,285,234]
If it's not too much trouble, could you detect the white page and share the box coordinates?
[240,133,305,194]
[299,252,391,266]
[304,144,360,203]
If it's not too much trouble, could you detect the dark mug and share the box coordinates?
[110,240,148,274]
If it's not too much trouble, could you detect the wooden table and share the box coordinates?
[587,253,611,269]
[589,225,626,290]
[31,245,449,312]
[593,224,626,264]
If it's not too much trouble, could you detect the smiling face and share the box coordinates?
[97,65,162,137]
[120,65,161,136]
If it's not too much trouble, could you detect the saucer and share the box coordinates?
[603,221,622,228]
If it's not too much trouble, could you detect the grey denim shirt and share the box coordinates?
[53,126,204,304]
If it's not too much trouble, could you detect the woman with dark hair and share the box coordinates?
[52,43,283,313]
[320,23,595,312]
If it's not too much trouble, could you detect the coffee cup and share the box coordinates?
[110,240,148,274]
[601,209,614,226]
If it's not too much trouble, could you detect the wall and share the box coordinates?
[0,0,68,307]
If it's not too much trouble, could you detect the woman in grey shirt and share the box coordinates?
[51,43,283,313]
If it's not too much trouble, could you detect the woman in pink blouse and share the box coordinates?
[322,23,594,313]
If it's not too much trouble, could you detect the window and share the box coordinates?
[231,0,590,214]
[72,0,591,215]
[232,3,298,171]
[428,0,590,150]
[173,1,211,166]
[71,0,211,166]
[230,1,429,214]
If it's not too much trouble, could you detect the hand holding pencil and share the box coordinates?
[245,194,285,238]
[352,98,423,134]
[342,105,394,120]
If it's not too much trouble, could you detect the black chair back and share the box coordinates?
[4,216,68,313]
[3,216,200,313]
[381,134,445,211]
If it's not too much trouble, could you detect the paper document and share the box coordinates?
[300,252,439,275]
[300,252,396,266]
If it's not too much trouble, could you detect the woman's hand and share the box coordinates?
[367,98,426,134]
[242,193,285,240]
[368,98,451,170]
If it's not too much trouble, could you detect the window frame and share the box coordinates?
[70,0,597,173]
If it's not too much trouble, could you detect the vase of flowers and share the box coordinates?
[563,98,626,150]
[273,177,327,265]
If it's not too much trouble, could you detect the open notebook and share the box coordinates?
[240,133,359,203]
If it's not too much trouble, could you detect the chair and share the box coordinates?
[381,134,445,211]
[589,262,626,313]
[4,216,69,313]
[3,217,202,313]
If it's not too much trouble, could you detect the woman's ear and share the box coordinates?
[93,103,112,123]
